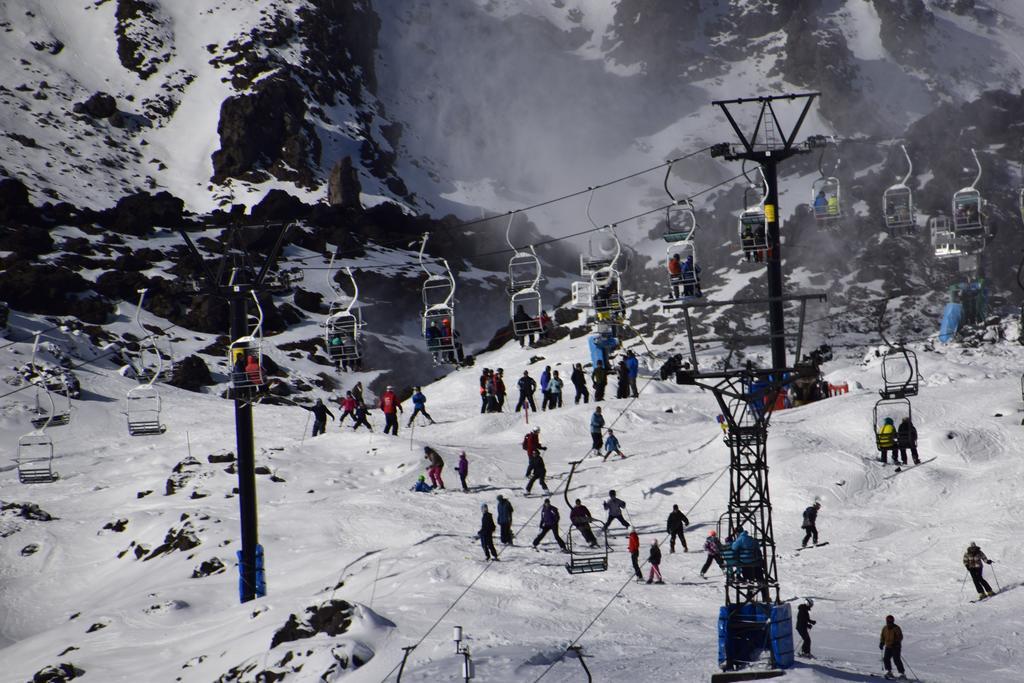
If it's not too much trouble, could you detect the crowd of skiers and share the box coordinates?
[300,381,441,438]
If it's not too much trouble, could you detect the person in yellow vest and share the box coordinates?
[877,417,897,464]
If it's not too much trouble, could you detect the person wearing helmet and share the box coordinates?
[796,599,815,657]
[478,503,498,561]
[877,416,897,464]
[379,385,403,436]
[963,542,995,600]
[516,370,538,413]
[879,615,905,679]
[700,530,724,578]
[410,474,432,493]
[801,501,822,548]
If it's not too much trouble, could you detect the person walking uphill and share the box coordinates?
[424,446,445,489]
[796,600,815,657]
[628,527,643,581]
[879,615,906,679]
[646,539,664,584]
[407,386,435,427]
[533,499,567,551]
[801,501,821,548]
[379,385,403,436]
[571,363,590,404]
[525,451,549,494]
[590,407,605,454]
[306,398,335,437]
[478,504,499,561]
[963,542,996,599]
[667,504,689,553]
[700,530,724,578]
[496,494,514,545]
[516,371,538,413]
[522,427,545,477]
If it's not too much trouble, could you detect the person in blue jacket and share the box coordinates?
[539,366,552,410]
[625,350,640,398]
[496,494,514,545]
[731,527,761,582]
[410,475,432,493]
[603,429,625,460]
[590,407,605,453]
[407,386,435,427]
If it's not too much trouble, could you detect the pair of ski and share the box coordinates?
[798,654,919,680]
[882,456,937,479]
[795,541,830,552]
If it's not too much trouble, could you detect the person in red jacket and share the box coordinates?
[522,427,545,477]
[379,385,403,435]
[628,528,643,581]
[244,355,263,386]
[337,391,357,426]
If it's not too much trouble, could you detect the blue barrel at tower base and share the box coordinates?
[717,603,793,670]
[237,544,267,601]
[588,334,618,368]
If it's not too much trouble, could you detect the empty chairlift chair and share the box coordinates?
[879,347,920,399]
[18,389,58,484]
[126,385,166,435]
[930,214,960,259]
[565,526,609,575]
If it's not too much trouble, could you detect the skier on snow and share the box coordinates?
[456,451,470,492]
[796,599,815,657]
[522,427,545,477]
[410,474,432,493]
[700,530,724,578]
[496,494,514,545]
[571,363,590,404]
[569,498,600,548]
[963,541,996,600]
[305,398,335,437]
[603,429,625,460]
[897,416,921,466]
[539,366,552,410]
[602,489,629,531]
[625,350,639,398]
[407,386,435,427]
[516,370,538,413]
[424,446,445,489]
[379,385,403,436]
[879,614,906,679]
[533,499,567,551]
[590,407,605,454]
[801,501,821,548]
[627,527,643,581]
[478,503,499,561]
[351,403,373,431]
[525,451,549,494]
[666,503,689,553]
[592,360,607,402]
[646,539,664,584]
[337,391,357,426]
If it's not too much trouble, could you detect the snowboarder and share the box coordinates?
[801,501,821,548]
[625,350,640,398]
[666,504,689,553]
[424,446,445,489]
[646,539,664,584]
[533,499,567,551]
[407,386,435,427]
[539,366,552,410]
[306,398,335,437]
[496,494,514,545]
[615,358,630,399]
[879,614,906,679]
[700,530,724,578]
[590,407,605,453]
[351,403,373,431]
[627,527,643,581]
[877,416,897,464]
[479,503,499,561]
[410,475,432,493]
[897,417,921,466]
[963,542,996,599]
[571,363,590,404]
[602,489,629,531]
[603,429,625,460]
[796,600,815,657]
[516,370,538,413]
[337,391,357,426]
[569,499,600,548]
[525,452,549,494]
[592,360,607,402]
[457,451,470,492]
[546,370,564,409]
[379,386,403,436]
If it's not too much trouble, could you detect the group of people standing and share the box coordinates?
[303,382,440,438]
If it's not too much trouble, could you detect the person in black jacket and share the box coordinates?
[666,504,690,553]
[571,363,590,404]
[306,399,335,437]
[616,359,630,399]
[897,417,920,465]
[478,503,499,561]
[526,452,549,493]
[516,371,538,412]
[496,495,514,545]
[801,501,821,548]
[796,600,815,656]
[569,499,600,548]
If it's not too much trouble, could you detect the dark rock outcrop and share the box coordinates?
[328,156,362,208]
[168,355,214,392]
[74,91,117,119]
[28,662,85,682]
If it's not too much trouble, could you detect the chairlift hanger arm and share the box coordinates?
[177,229,220,291]
[969,148,982,190]
[254,223,291,287]
[899,144,913,186]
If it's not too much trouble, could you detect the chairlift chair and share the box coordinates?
[564,525,609,575]
[571,280,594,309]
[323,262,364,367]
[879,348,920,399]
[510,289,543,338]
[811,176,842,221]
[227,291,266,391]
[666,241,702,301]
[30,383,71,429]
[590,267,623,318]
[930,214,960,259]
[952,149,985,237]
[872,397,911,452]
[662,160,698,243]
[883,145,916,233]
[126,385,166,436]
[17,433,58,484]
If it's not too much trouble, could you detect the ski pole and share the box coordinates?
[960,571,968,597]
[902,655,918,681]
[300,410,311,446]
[990,562,1000,592]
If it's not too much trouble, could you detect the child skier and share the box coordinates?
[646,539,664,584]
[603,429,625,460]
[407,386,435,427]
[457,451,470,492]
[627,527,643,581]
[700,530,724,578]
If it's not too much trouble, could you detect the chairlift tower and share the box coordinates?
[179,222,289,603]
[671,92,825,677]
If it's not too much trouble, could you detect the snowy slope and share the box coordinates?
[2,305,1023,681]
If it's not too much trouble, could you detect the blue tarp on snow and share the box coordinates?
[588,334,618,368]
[939,302,962,343]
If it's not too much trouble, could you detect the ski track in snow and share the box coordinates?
[1,312,1024,682]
